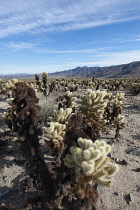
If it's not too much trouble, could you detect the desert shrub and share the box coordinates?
[38,94,57,120]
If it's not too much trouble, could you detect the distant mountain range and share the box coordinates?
[0,73,34,79]
[0,61,140,79]
[49,61,140,78]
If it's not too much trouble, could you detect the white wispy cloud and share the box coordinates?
[37,47,110,54]
[7,42,39,50]
[111,38,140,43]
[0,0,140,38]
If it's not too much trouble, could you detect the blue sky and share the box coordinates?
[0,0,140,74]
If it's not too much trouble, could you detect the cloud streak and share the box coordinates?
[0,0,140,38]
[7,42,39,50]
[37,47,112,54]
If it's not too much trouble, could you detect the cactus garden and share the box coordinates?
[0,76,140,210]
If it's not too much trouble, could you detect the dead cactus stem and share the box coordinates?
[9,82,56,198]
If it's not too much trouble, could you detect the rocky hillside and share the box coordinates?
[49,61,140,78]
[0,61,140,79]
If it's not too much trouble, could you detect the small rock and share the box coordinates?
[126,148,140,156]
[124,193,134,204]
[136,185,140,192]
[132,168,140,172]
[129,194,134,203]
[113,192,119,196]
[117,159,128,165]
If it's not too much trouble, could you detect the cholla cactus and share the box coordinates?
[127,82,140,95]
[77,89,107,112]
[114,93,125,101]
[49,108,74,125]
[42,72,48,92]
[103,92,113,122]
[112,98,124,119]
[112,115,126,138]
[42,72,48,77]
[103,92,125,125]
[104,92,113,101]
[11,78,19,84]
[92,75,95,82]
[5,81,15,89]
[113,99,123,107]
[71,97,77,110]
[5,79,19,89]
[77,89,108,139]
[65,91,72,98]
[58,91,75,109]
[64,138,119,188]
[43,122,66,145]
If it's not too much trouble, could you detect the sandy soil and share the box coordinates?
[0,92,140,210]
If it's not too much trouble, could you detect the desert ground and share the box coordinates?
[0,90,140,210]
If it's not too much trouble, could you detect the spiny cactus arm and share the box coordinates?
[71,148,83,165]
[57,124,66,135]
[104,92,113,101]
[65,108,72,118]
[42,122,66,141]
[93,140,111,154]
[112,115,126,127]
[104,164,119,176]
[57,108,64,122]
[64,154,76,168]
[105,145,111,154]
[116,92,125,100]
[77,138,93,150]
[96,178,112,187]
[50,108,73,124]
[96,156,111,170]
[88,148,101,160]
[92,91,107,105]
[76,96,87,106]
[81,159,95,176]
[52,139,59,145]
[92,102,107,111]
[65,91,72,98]
[113,99,123,107]
[86,94,93,105]
[82,147,101,161]
[97,109,105,115]
[92,168,108,179]
[11,78,18,84]
[94,152,108,169]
